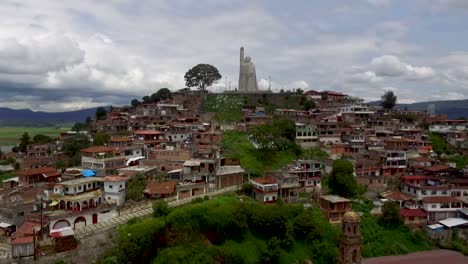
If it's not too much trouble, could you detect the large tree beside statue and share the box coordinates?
[184,64,221,91]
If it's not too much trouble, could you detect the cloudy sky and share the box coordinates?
[0,0,467,112]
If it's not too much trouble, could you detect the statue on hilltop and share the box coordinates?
[238,47,259,92]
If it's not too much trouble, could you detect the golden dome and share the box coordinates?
[342,211,360,222]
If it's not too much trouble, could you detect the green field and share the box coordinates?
[0,126,71,145]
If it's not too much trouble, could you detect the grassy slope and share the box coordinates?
[0,126,71,145]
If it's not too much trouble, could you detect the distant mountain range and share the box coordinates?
[0,107,103,126]
[0,98,467,126]
[368,99,468,119]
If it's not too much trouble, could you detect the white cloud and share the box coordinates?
[371,55,436,80]
[347,71,382,83]
[0,35,84,75]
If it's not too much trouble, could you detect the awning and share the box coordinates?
[427,224,443,230]
[183,160,201,166]
[49,200,59,207]
[439,218,468,228]
[167,168,183,174]
[125,156,145,166]
[82,170,96,177]
[0,222,12,228]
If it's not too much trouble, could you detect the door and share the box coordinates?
[92,213,98,224]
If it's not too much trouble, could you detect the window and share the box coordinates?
[119,185,123,188]
[409,216,415,221]
[442,191,447,195]
[421,191,427,195]
[431,190,436,195]
[109,185,113,189]
[431,204,437,208]
[441,203,450,208]
[78,186,82,190]
[17,212,24,217]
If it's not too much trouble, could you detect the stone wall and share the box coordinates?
[4,228,117,264]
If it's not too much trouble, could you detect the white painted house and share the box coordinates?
[103,176,127,206]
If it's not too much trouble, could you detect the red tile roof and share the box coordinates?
[400,175,437,181]
[400,208,427,217]
[422,196,460,203]
[16,221,40,236]
[380,190,412,201]
[424,164,451,172]
[363,249,468,264]
[11,235,34,245]
[250,177,277,185]
[134,130,165,135]
[144,181,176,195]
[17,167,58,177]
[81,146,117,153]
[109,137,132,142]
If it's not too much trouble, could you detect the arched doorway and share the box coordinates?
[74,216,86,229]
[89,199,95,208]
[53,220,70,229]
[74,202,81,212]
[59,200,66,210]
[83,201,88,210]
[92,214,98,224]
[66,201,73,210]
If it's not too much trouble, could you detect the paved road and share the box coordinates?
[75,186,240,239]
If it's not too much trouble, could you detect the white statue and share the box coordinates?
[238,47,258,92]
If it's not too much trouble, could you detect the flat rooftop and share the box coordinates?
[319,195,350,203]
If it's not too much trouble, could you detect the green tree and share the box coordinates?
[63,134,90,167]
[93,133,110,146]
[126,173,147,201]
[150,92,161,103]
[72,122,87,132]
[381,91,397,110]
[250,118,298,151]
[328,159,359,198]
[33,134,52,144]
[153,200,171,218]
[18,132,31,153]
[142,95,151,104]
[157,88,171,100]
[131,99,140,107]
[380,201,403,227]
[95,107,108,120]
[85,116,93,127]
[184,64,222,91]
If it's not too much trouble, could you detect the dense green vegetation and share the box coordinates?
[201,94,244,124]
[328,159,364,198]
[429,132,468,169]
[102,196,443,264]
[126,173,147,201]
[221,118,302,176]
[102,195,340,264]
[0,126,70,145]
[429,132,456,156]
[354,200,435,258]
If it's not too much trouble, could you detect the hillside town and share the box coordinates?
[0,87,467,262]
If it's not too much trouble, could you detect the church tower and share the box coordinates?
[337,211,362,264]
